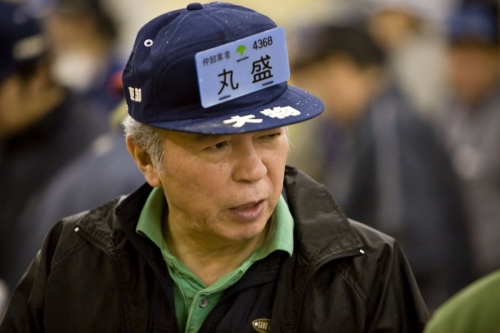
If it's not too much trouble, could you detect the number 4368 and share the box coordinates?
[253,36,273,50]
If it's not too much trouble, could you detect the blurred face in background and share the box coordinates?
[0,60,63,138]
[0,73,44,137]
[368,9,418,50]
[292,54,383,126]
[45,10,111,92]
[0,74,27,137]
[448,42,500,108]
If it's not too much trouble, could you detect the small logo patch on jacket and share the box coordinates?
[252,318,271,333]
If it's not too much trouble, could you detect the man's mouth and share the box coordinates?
[234,201,262,209]
[229,200,266,222]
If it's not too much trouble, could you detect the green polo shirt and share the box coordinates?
[136,186,294,333]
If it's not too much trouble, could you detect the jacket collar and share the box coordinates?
[82,166,362,264]
[283,166,363,263]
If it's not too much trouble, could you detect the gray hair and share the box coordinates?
[122,115,166,171]
[123,115,291,170]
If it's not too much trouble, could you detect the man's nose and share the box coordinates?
[231,143,267,183]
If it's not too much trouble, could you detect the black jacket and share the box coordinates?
[0,166,428,332]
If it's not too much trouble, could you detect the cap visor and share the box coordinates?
[148,85,324,134]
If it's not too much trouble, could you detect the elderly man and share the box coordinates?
[0,3,428,332]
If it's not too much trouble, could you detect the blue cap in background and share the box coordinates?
[0,0,48,83]
[448,2,499,46]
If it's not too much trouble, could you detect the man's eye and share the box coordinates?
[209,141,228,150]
[262,132,280,140]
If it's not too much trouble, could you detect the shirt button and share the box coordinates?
[199,297,208,308]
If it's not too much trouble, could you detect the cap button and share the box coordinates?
[187,3,203,11]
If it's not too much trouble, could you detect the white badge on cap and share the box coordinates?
[195,27,290,108]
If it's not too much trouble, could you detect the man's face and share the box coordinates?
[368,9,417,49]
[448,42,500,107]
[0,70,47,138]
[157,127,289,244]
[294,55,380,125]
[0,74,27,137]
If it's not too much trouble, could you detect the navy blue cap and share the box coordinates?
[448,2,499,46]
[122,2,324,134]
[0,1,48,83]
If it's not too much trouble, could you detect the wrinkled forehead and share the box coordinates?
[158,126,287,151]
[162,125,287,141]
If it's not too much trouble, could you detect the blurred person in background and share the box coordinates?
[3,100,145,306]
[366,0,448,122]
[45,0,124,114]
[438,0,500,279]
[0,0,107,304]
[289,24,472,310]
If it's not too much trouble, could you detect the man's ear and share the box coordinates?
[126,135,162,187]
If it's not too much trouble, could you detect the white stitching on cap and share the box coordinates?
[260,106,301,119]
[223,115,262,127]
[129,87,142,102]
